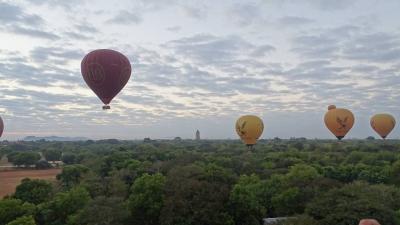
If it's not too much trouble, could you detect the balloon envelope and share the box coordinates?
[324,107,354,140]
[359,219,381,225]
[0,117,3,138]
[235,115,264,146]
[81,49,131,108]
[370,113,396,139]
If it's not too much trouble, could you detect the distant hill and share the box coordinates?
[23,136,89,142]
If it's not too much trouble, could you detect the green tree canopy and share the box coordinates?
[128,173,166,225]
[61,153,76,165]
[36,187,90,225]
[306,181,400,225]
[229,174,266,225]
[160,164,234,225]
[68,197,129,225]
[14,178,53,205]
[0,199,35,225]
[57,165,89,188]
[9,152,40,167]
[42,149,62,162]
[35,160,52,169]
[6,215,36,225]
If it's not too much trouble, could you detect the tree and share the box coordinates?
[6,215,36,225]
[68,197,129,225]
[118,159,148,185]
[306,182,400,225]
[128,173,166,225]
[259,174,285,217]
[229,174,266,225]
[282,215,317,225]
[291,142,304,151]
[160,164,234,225]
[42,149,62,162]
[11,152,40,167]
[61,154,76,165]
[271,187,301,216]
[14,178,53,204]
[358,165,390,184]
[97,152,135,177]
[0,199,35,225]
[36,187,90,225]
[272,164,321,216]
[322,165,360,183]
[81,172,129,198]
[57,165,89,188]
[389,160,400,185]
[6,152,20,163]
[285,164,321,186]
[35,160,52,169]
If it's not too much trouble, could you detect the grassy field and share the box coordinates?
[0,169,61,198]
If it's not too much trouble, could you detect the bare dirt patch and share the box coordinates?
[0,169,61,199]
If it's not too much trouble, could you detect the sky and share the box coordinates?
[0,0,399,140]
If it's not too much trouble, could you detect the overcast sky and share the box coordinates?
[0,0,399,140]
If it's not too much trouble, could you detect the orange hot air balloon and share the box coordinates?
[324,105,354,140]
[235,115,264,149]
[370,113,396,139]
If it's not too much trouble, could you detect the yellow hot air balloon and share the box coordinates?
[324,105,354,140]
[235,115,264,149]
[370,113,396,139]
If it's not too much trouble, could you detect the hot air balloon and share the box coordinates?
[359,219,381,225]
[0,117,3,138]
[81,49,131,110]
[235,115,264,149]
[370,113,396,139]
[324,105,354,140]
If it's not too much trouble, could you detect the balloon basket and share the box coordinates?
[336,136,344,141]
[247,144,254,151]
[102,105,110,110]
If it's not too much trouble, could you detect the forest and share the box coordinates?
[1,138,400,225]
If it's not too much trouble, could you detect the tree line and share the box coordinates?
[0,139,400,225]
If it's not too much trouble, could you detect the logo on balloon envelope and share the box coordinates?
[86,63,106,85]
[336,117,348,130]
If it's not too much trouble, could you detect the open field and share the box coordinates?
[0,169,61,198]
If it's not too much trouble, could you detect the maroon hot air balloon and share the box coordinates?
[81,49,131,109]
[0,116,4,138]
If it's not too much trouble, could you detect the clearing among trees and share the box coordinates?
[0,169,61,198]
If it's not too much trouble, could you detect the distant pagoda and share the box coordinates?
[196,130,200,140]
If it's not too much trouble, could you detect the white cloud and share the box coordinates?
[0,0,399,139]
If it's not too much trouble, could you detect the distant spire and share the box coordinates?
[196,130,200,140]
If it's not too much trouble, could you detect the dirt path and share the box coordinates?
[0,169,61,198]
